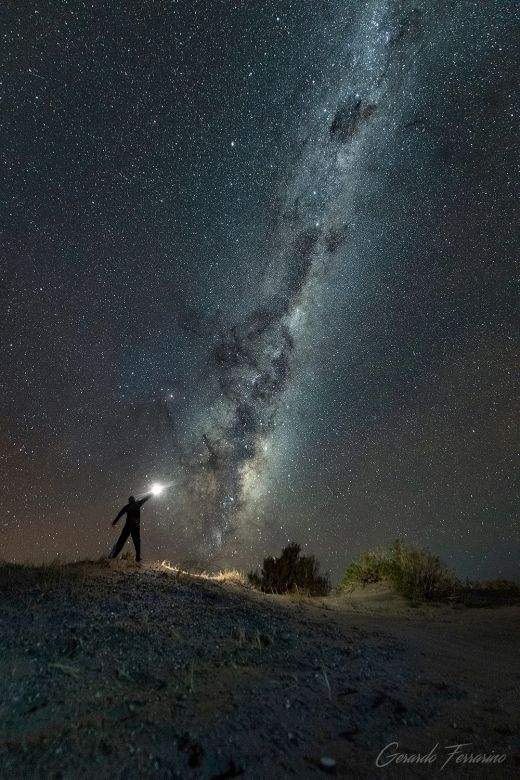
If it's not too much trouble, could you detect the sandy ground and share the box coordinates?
[0,562,518,779]
[275,583,520,778]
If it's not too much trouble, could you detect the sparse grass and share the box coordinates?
[211,569,247,586]
[186,659,195,693]
[231,623,273,648]
[3,556,515,609]
[321,666,332,700]
[0,558,247,601]
[288,585,313,603]
[0,558,91,594]
[178,559,210,576]
[231,624,247,645]
[338,541,459,602]
[160,561,247,586]
[48,662,82,680]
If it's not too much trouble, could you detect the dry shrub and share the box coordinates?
[390,541,458,601]
[339,549,393,591]
[248,543,331,596]
[339,540,459,602]
[0,559,88,594]
[478,579,519,594]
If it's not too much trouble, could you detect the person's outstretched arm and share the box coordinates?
[138,492,153,507]
[112,506,127,527]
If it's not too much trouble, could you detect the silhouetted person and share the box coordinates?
[109,493,153,563]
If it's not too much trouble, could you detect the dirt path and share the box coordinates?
[267,588,520,778]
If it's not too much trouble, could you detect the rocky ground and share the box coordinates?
[0,560,518,779]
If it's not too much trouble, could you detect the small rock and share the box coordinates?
[320,756,336,773]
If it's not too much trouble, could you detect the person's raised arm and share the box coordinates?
[139,492,153,507]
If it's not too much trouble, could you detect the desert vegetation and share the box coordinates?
[5,544,518,608]
[467,578,520,594]
[339,540,459,602]
[248,542,331,596]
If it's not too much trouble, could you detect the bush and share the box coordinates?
[478,579,520,594]
[390,540,458,601]
[339,549,393,591]
[248,543,331,596]
[339,540,459,602]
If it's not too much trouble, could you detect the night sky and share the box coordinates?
[1,1,518,580]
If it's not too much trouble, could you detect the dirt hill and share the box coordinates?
[0,560,518,779]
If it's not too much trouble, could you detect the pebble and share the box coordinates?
[320,756,336,773]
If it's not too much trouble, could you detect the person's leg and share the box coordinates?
[109,524,131,559]
[130,523,141,562]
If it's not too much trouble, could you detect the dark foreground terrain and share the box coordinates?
[0,560,518,779]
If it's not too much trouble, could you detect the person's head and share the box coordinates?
[128,495,135,504]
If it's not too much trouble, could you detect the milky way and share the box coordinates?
[174,2,415,544]
[1,0,518,578]
[165,0,517,566]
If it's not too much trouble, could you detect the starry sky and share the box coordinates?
[1,0,518,580]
